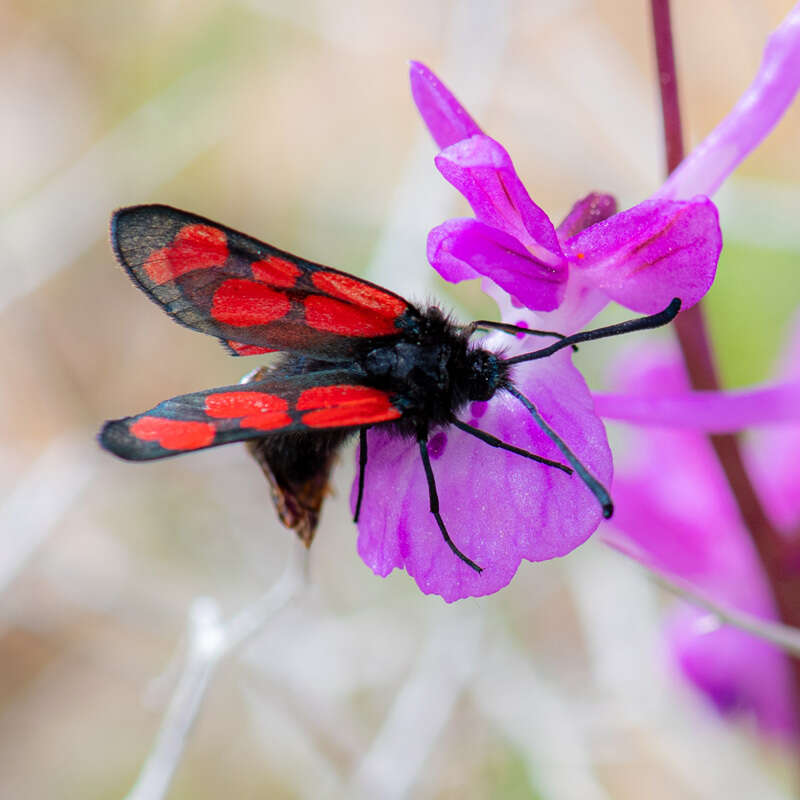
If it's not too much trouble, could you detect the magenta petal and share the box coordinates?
[427,219,566,311]
[351,349,612,602]
[604,347,797,738]
[594,381,800,430]
[747,311,800,531]
[556,193,618,240]
[426,220,483,283]
[668,608,797,738]
[409,61,483,149]
[658,5,800,199]
[435,135,565,268]
[608,435,735,579]
[566,197,721,313]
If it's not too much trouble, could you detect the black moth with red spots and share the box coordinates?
[100,205,681,571]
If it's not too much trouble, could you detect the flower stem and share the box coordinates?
[650,0,800,734]
[651,0,684,177]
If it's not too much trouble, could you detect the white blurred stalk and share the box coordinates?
[567,542,794,799]
[343,603,484,800]
[123,539,307,800]
[471,630,611,800]
[621,547,800,657]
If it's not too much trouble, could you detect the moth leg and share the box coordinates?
[449,418,572,473]
[417,436,482,573]
[353,427,369,523]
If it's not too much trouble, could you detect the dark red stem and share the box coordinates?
[651,0,685,176]
[650,0,800,735]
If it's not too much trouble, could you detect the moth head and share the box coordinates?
[464,349,506,401]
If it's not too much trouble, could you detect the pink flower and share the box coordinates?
[354,8,800,601]
[412,61,721,326]
[594,4,800,734]
[598,313,800,738]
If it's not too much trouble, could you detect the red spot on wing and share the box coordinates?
[130,416,215,450]
[251,255,301,288]
[206,391,288,416]
[205,391,291,430]
[304,296,399,337]
[226,340,278,356]
[312,271,407,318]
[297,384,401,428]
[143,224,228,285]
[211,279,291,327]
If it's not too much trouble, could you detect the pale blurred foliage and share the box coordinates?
[1,1,799,798]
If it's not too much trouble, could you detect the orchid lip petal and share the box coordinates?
[565,197,722,314]
[428,219,566,311]
[352,350,612,601]
[409,61,483,149]
[435,135,565,268]
[658,5,800,199]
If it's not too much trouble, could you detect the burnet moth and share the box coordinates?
[100,205,681,572]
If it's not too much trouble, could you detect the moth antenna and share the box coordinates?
[504,385,613,519]
[463,320,580,352]
[505,298,681,366]
[465,320,569,341]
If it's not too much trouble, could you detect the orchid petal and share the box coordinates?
[607,435,738,579]
[352,349,612,602]
[409,61,483,149]
[747,311,800,530]
[565,197,721,313]
[435,135,565,268]
[556,193,618,240]
[594,381,800,430]
[668,608,798,738]
[427,219,566,311]
[658,4,800,199]
[604,347,798,738]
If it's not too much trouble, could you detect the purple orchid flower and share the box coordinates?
[599,313,800,739]
[353,8,800,602]
[592,4,800,735]
[412,61,722,331]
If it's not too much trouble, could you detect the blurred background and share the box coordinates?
[1,0,799,797]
